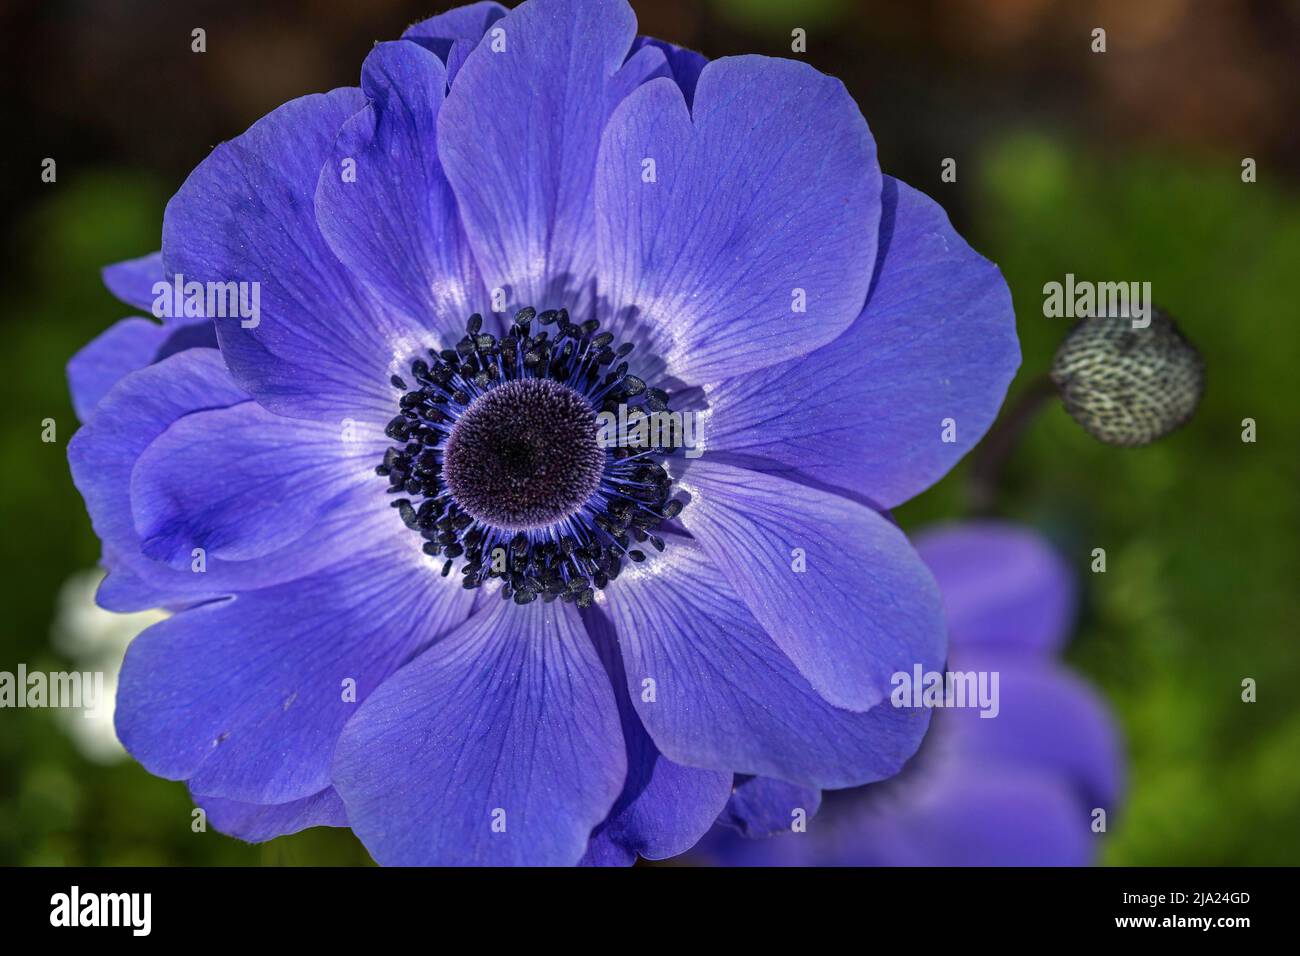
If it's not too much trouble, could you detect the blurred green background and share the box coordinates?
[1,0,1296,865]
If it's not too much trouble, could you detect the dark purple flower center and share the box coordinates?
[376,307,685,607]
[442,378,604,531]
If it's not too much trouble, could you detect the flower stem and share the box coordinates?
[965,372,1057,513]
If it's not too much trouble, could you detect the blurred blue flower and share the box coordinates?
[697,522,1125,866]
[65,0,1017,865]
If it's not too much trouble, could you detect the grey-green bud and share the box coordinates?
[1050,309,1205,447]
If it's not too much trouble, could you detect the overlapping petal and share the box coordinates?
[67,318,170,422]
[68,350,390,611]
[581,608,732,865]
[194,787,349,843]
[437,0,667,312]
[68,318,220,425]
[128,401,387,568]
[316,41,488,341]
[163,87,426,421]
[400,1,508,65]
[333,598,625,866]
[703,177,1018,507]
[630,37,707,107]
[595,55,880,384]
[116,538,474,804]
[101,252,165,316]
[718,776,822,838]
[601,536,933,787]
[674,459,946,712]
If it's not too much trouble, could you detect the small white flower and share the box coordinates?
[50,570,167,764]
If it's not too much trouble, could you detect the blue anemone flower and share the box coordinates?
[695,522,1126,866]
[67,0,1018,866]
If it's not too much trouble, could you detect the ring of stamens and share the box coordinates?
[375,307,685,607]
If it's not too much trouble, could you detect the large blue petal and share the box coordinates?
[675,459,946,712]
[594,55,881,384]
[601,535,934,788]
[69,351,252,609]
[697,522,1121,867]
[116,537,474,804]
[128,401,389,568]
[703,177,1019,507]
[193,786,348,844]
[437,0,667,314]
[316,41,488,343]
[163,88,427,421]
[581,607,731,864]
[334,598,625,866]
[701,640,1121,866]
[68,350,395,611]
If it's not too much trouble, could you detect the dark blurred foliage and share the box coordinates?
[0,0,1297,864]
[4,0,1298,264]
